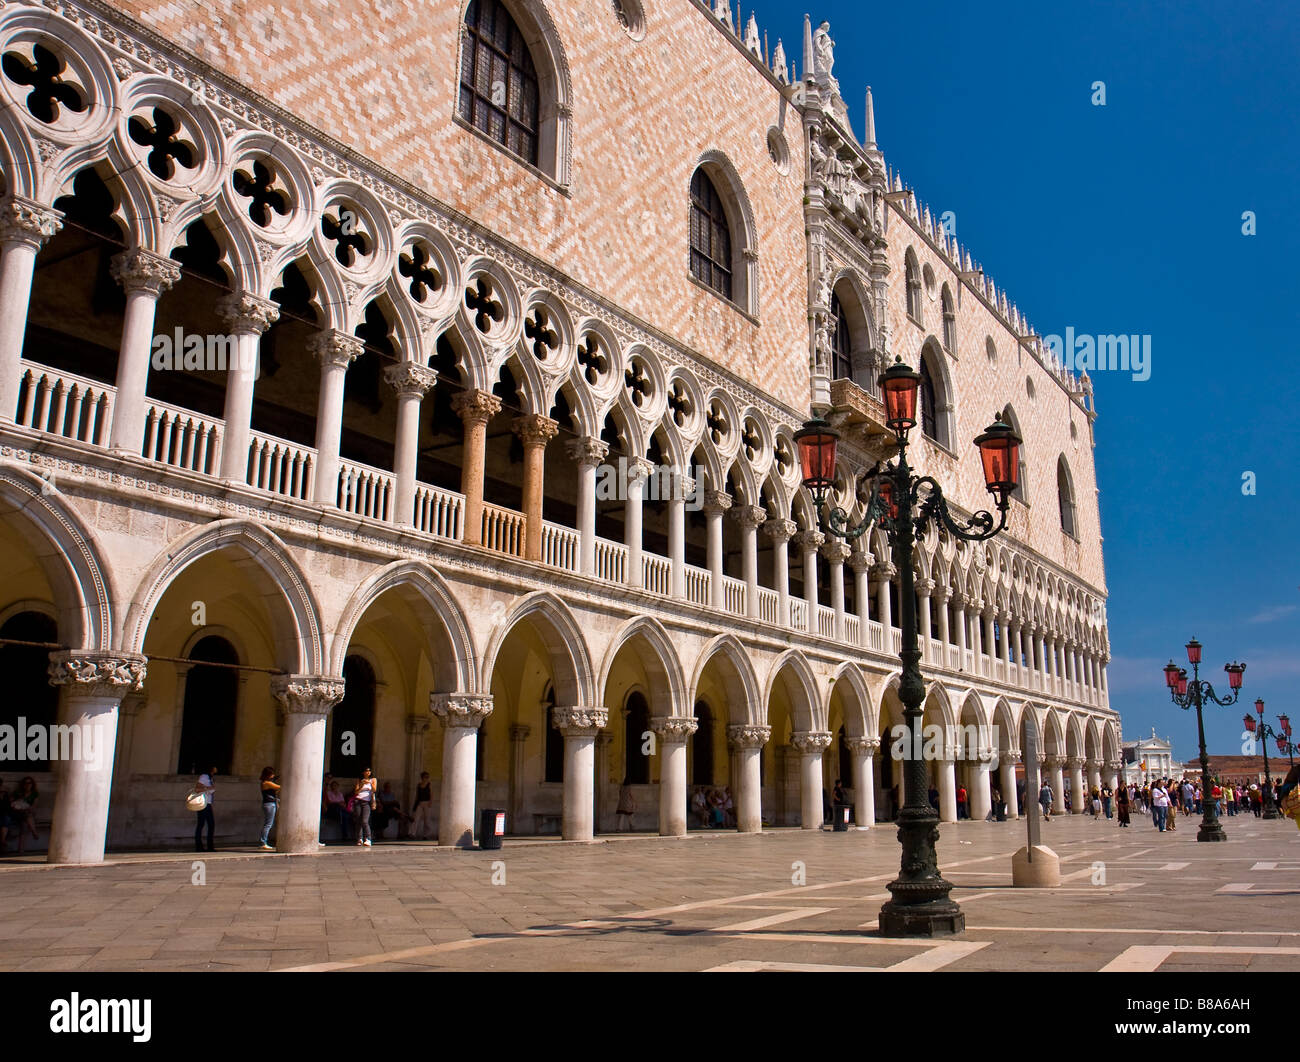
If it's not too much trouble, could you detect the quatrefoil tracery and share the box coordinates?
[128,106,198,181]
[321,205,372,268]
[706,400,729,445]
[399,243,444,303]
[2,43,86,125]
[577,333,609,385]
[741,417,763,462]
[625,358,652,408]
[232,159,291,228]
[466,276,505,334]
[524,306,560,361]
[667,379,693,428]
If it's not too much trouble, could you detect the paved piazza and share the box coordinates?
[1,816,1295,973]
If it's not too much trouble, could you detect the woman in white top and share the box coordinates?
[1150,781,1170,832]
[353,767,379,847]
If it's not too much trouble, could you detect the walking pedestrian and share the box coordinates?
[1116,782,1130,827]
[258,767,280,850]
[1038,779,1054,822]
[409,772,434,840]
[616,777,636,831]
[1102,784,1113,819]
[193,767,216,852]
[1151,779,1170,831]
[353,767,378,847]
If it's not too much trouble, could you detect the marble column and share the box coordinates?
[0,198,61,424]
[403,715,431,825]
[508,723,530,830]
[1009,619,1022,681]
[736,504,767,619]
[763,518,796,627]
[452,389,502,546]
[595,730,613,831]
[430,693,493,846]
[983,607,996,676]
[704,489,732,609]
[846,736,879,828]
[652,716,698,836]
[270,674,346,855]
[553,706,607,841]
[216,292,279,482]
[1105,759,1122,791]
[45,652,146,864]
[917,578,934,662]
[822,539,851,640]
[875,562,896,632]
[953,591,968,660]
[513,413,560,561]
[669,472,695,599]
[1087,758,1102,794]
[794,530,824,634]
[850,550,872,647]
[970,747,993,821]
[1049,756,1066,815]
[624,457,653,588]
[790,731,832,828]
[1001,749,1021,818]
[310,329,365,507]
[565,436,608,577]
[934,585,951,656]
[108,249,182,454]
[108,691,147,845]
[1069,756,1086,813]
[938,754,957,823]
[727,724,770,833]
[385,362,437,526]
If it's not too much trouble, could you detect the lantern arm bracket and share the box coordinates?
[1173,681,1239,709]
[913,476,1007,542]
[821,461,888,542]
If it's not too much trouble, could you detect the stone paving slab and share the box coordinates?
[0,816,1296,971]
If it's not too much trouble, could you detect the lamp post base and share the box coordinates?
[1263,807,1280,821]
[1196,818,1227,842]
[878,894,965,937]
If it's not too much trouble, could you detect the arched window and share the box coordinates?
[941,285,957,352]
[689,168,732,300]
[624,691,649,785]
[692,700,715,785]
[0,611,58,771]
[458,0,540,166]
[830,291,852,381]
[1001,405,1027,502]
[905,251,922,324]
[330,654,376,776]
[178,636,240,776]
[1057,456,1076,536]
[919,356,939,443]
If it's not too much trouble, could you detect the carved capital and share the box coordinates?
[726,723,771,749]
[270,674,346,715]
[702,489,732,516]
[650,715,698,743]
[110,248,181,296]
[916,577,935,597]
[309,329,365,369]
[0,197,61,249]
[792,529,825,553]
[451,388,502,426]
[552,705,608,735]
[790,730,833,753]
[405,714,432,736]
[762,517,797,545]
[821,538,852,565]
[48,651,147,700]
[512,413,560,447]
[216,291,279,335]
[509,724,531,742]
[564,436,608,468]
[431,692,494,728]
[625,456,655,486]
[733,504,768,531]
[872,562,897,581]
[1068,756,1087,770]
[932,584,951,604]
[849,550,875,574]
[845,735,881,755]
[383,361,438,399]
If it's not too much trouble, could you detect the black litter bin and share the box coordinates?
[832,804,850,832]
[479,808,506,850]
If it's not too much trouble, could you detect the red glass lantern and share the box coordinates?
[1176,670,1188,697]
[1224,662,1245,690]
[1255,696,1265,714]
[973,414,1022,500]
[1277,737,1288,755]
[1163,661,1181,688]
[1185,638,1201,665]
[1243,714,1257,733]
[877,358,920,435]
[1280,714,1292,736]
[794,418,839,508]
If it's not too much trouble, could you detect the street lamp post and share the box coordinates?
[1276,713,1295,770]
[1161,640,1244,842]
[1241,698,1281,820]
[796,357,1022,938]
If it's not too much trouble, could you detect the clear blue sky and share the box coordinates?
[744,0,1300,765]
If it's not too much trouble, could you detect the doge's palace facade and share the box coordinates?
[0,0,1116,860]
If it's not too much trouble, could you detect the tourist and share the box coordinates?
[410,772,434,840]
[1165,783,1177,831]
[927,783,940,812]
[1116,782,1130,827]
[710,786,726,827]
[11,777,38,854]
[1181,779,1195,816]
[323,780,351,841]
[956,784,968,820]
[1090,787,1102,819]
[1038,778,1053,822]
[372,782,408,839]
[986,786,1001,821]
[1102,784,1113,819]
[722,786,735,828]
[193,767,215,852]
[353,767,378,847]
[616,778,636,831]
[1249,783,1262,817]
[1150,779,1169,831]
[691,787,710,828]
[258,767,280,850]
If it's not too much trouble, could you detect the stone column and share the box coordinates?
[384,363,437,527]
[1001,749,1021,818]
[1069,756,1086,813]
[595,730,613,831]
[1048,756,1066,814]
[216,292,279,482]
[1105,759,1121,791]
[875,562,896,631]
[764,518,796,627]
[704,489,732,609]
[970,747,993,821]
[850,550,872,647]
[1087,758,1102,794]
[0,198,61,424]
[652,716,698,835]
[565,437,607,577]
[45,652,146,864]
[983,607,997,676]
[403,715,431,825]
[512,413,560,561]
[953,591,968,659]
[790,731,832,829]
[917,578,934,662]
[553,706,607,841]
[508,723,530,829]
[727,724,770,833]
[624,457,653,588]
[108,249,181,454]
[108,691,147,843]
[430,693,493,846]
[970,601,983,664]
[452,389,502,546]
[938,753,958,823]
[794,530,824,634]
[1009,618,1022,680]
[309,330,365,507]
[822,539,850,639]
[934,585,951,653]
[669,472,694,599]
[846,736,879,828]
[270,674,346,855]
[736,504,767,619]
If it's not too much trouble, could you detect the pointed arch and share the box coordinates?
[480,591,594,707]
[687,633,761,723]
[597,615,686,717]
[827,661,871,737]
[763,649,823,732]
[690,148,758,316]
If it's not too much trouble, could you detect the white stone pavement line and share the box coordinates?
[1215,882,1300,895]
[1101,944,1300,973]
[707,959,882,972]
[714,908,834,932]
[706,941,992,973]
[1250,861,1300,871]
[964,925,1300,937]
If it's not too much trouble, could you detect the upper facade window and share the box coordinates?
[830,291,852,380]
[690,168,732,300]
[905,249,922,324]
[919,356,939,442]
[459,0,541,166]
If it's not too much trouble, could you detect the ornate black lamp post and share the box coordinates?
[795,357,1022,937]
[1276,714,1295,770]
[1161,639,1245,842]
[1242,698,1281,820]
